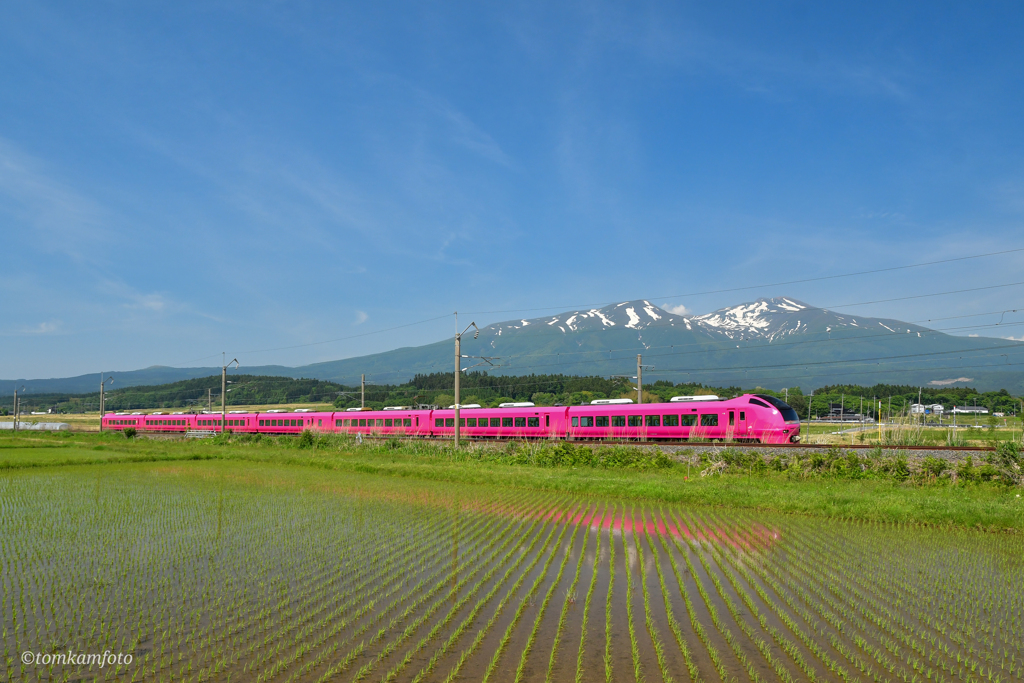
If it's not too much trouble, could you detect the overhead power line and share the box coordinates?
[464,246,1024,315]
[155,247,1024,369]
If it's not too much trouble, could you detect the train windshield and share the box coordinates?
[754,394,800,423]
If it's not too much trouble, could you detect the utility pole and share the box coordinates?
[453,316,480,448]
[361,374,365,409]
[918,387,923,426]
[808,392,813,421]
[222,355,239,433]
[208,388,212,414]
[878,401,882,442]
[637,354,643,405]
[99,375,112,431]
[13,385,25,432]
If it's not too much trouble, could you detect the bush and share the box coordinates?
[920,457,948,479]
[879,454,910,481]
[993,441,1023,486]
[297,430,315,449]
[123,427,137,439]
[956,456,978,482]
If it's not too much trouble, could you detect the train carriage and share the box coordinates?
[427,406,567,439]
[100,392,800,443]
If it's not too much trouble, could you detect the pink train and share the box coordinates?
[101,393,801,443]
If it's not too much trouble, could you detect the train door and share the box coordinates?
[737,410,748,439]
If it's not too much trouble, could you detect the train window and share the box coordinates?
[376,419,384,426]
[528,417,539,427]
[663,415,679,427]
[404,418,412,427]
[359,419,367,427]
[579,416,593,427]
[749,398,770,409]
[729,412,735,426]
[318,419,322,427]
[334,420,340,427]
[700,414,719,427]
[435,418,443,427]
[645,415,660,427]
[467,418,476,427]
[572,417,578,427]
[445,418,455,427]
[612,416,625,427]
[545,415,549,427]
[491,418,501,427]
[739,412,745,421]
[681,415,697,426]
[458,418,465,427]
[385,419,393,427]
[515,417,526,427]
[628,415,642,427]
[502,418,513,427]
[596,416,609,427]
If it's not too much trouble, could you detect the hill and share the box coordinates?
[4,297,1024,396]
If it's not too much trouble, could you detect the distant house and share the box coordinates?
[828,403,855,416]
[951,405,989,415]
[910,404,944,415]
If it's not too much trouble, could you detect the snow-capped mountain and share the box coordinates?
[474,296,925,345]
[688,297,922,342]
[9,297,1023,393]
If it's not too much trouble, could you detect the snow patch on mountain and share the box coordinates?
[643,304,662,320]
[624,307,641,329]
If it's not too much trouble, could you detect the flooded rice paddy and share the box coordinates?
[1,461,1022,682]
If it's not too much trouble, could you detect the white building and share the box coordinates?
[951,405,989,415]
[910,403,944,415]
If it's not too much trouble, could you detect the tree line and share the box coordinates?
[4,371,1020,417]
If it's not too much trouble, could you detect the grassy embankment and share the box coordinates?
[2,430,1022,531]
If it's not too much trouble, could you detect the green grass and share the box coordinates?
[1,431,1022,530]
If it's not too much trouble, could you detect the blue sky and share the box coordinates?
[3,2,1024,379]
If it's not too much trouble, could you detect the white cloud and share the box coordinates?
[662,303,689,315]
[355,310,368,325]
[1003,335,1024,341]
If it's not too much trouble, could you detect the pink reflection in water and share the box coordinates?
[532,506,779,551]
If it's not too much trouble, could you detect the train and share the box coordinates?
[101,393,801,443]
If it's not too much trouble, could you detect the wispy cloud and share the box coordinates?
[0,137,113,262]
[355,310,369,325]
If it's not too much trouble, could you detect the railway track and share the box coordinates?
[87,428,1002,452]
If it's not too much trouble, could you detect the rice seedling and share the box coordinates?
[2,459,1021,683]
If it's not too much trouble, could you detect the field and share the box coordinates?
[2,433,1023,682]
[3,460,1023,683]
